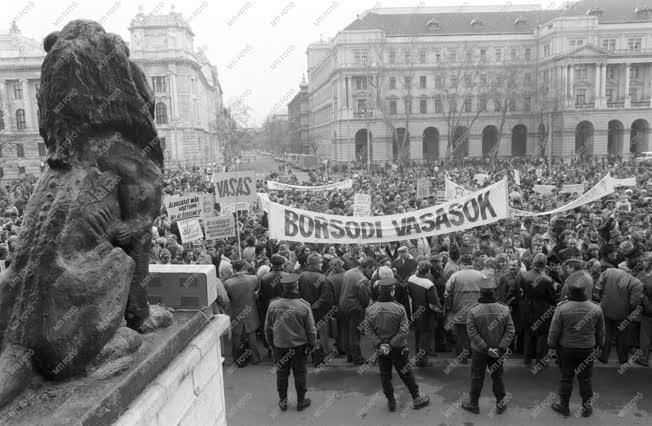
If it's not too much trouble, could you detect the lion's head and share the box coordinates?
[39,20,162,169]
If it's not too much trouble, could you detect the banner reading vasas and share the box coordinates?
[212,171,257,204]
[268,179,509,244]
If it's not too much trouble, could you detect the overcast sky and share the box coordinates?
[5,0,554,126]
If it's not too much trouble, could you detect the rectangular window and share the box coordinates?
[480,73,487,86]
[510,48,517,60]
[495,100,502,112]
[435,96,442,113]
[38,143,46,156]
[464,97,472,113]
[151,76,167,93]
[574,64,588,80]
[13,82,22,100]
[525,72,531,83]
[419,99,427,113]
[630,88,638,102]
[630,65,640,80]
[465,49,473,61]
[420,76,427,89]
[448,95,457,112]
[524,96,531,112]
[479,95,487,112]
[18,166,25,175]
[404,76,411,88]
[628,38,642,52]
[389,77,396,89]
[606,88,614,102]
[404,50,411,63]
[35,84,40,96]
[602,39,616,51]
[509,98,517,111]
[543,44,550,56]
[464,74,472,87]
[435,75,442,89]
[570,40,576,48]
[353,49,368,64]
[450,74,458,88]
[354,76,367,90]
[480,49,487,61]
[419,49,426,63]
[16,110,26,130]
[404,100,412,114]
[389,100,397,114]
[435,49,441,62]
[607,66,615,80]
[448,48,456,62]
[356,99,367,113]
[389,50,396,64]
[576,88,586,105]
[495,48,502,62]
[525,48,531,60]
[16,144,24,158]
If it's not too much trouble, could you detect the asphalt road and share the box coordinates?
[224,360,652,426]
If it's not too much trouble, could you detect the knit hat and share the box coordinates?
[377,265,394,279]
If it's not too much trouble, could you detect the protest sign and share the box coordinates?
[445,178,471,200]
[612,177,636,187]
[416,178,431,199]
[474,174,489,185]
[165,194,202,222]
[267,180,353,192]
[560,184,585,195]
[204,216,235,240]
[533,185,556,195]
[201,193,216,219]
[268,179,509,244]
[514,170,521,186]
[177,218,203,244]
[212,171,257,204]
[353,193,371,216]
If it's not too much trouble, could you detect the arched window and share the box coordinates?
[155,102,168,125]
[16,109,26,130]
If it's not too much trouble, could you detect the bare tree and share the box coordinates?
[439,44,485,163]
[0,130,27,167]
[218,102,252,167]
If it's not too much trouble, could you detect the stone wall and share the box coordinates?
[115,314,230,426]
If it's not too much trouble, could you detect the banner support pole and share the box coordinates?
[235,207,242,259]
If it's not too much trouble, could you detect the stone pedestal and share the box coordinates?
[116,315,230,426]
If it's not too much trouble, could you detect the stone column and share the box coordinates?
[649,64,652,106]
[624,63,631,107]
[21,79,34,129]
[0,80,10,129]
[599,63,607,107]
[561,65,568,107]
[169,70,178,121]
[568,64,575,108]
[594,63,600,104]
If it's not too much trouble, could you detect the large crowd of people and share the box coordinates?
[1,155,651,414]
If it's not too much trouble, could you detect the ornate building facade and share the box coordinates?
[307,0,652,162]
[287,75,310,153]
[129,8,224,170]
[0,23,45,181]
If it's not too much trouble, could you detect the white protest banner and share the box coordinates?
[533,185,556,195]
[268,179,509,244]
[514,170,521,186]
[474,174,489,185]
[416,178,431,199]
[445,178,472,200]
[612,177,636,187]
[560,184,585,195]
[512,174,615,217]
[177,218,203,244]
[201,193,216,219]
[221,201,250,215]
[353,193,371,216]
[267,179,353,192]
[204,216,235,240]
[212,171,257,204]
[165,194,202,222]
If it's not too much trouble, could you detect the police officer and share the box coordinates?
[264,273,317,412]
[547,276,605,417]
[364,277,430,412]
[462,277,515,415]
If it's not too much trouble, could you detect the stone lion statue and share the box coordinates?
[0,20,164,407]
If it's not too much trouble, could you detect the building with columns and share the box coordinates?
[307,0,652,162]
[129,7,224,170]
[0,22,46,181]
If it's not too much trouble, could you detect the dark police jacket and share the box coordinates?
[298,270,333,322]
[364,297,410,349]
[467,297,515,352]
[265,294,317,349]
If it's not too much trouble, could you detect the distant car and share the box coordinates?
[634,152,652,163]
